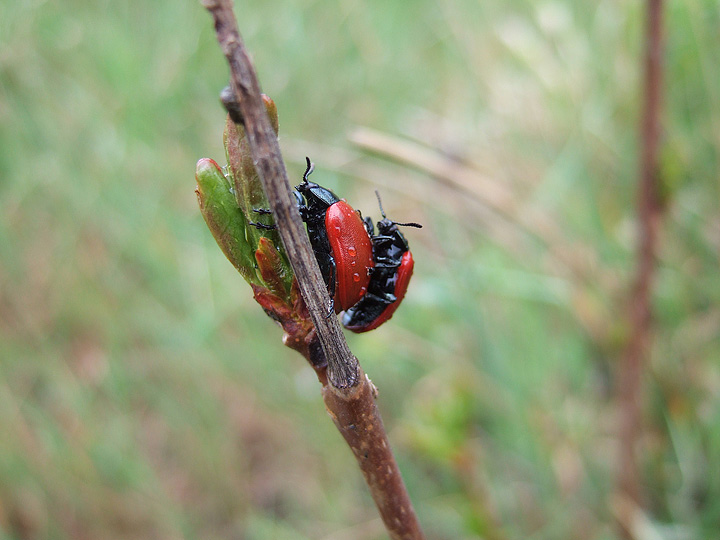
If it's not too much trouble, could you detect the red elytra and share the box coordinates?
[324,200,374,312]
[293,158,375,313]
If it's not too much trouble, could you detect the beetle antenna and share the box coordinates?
[374,190,387,219]
[303,157,315,183]
[394,221,423,228]
[374,190,422,228]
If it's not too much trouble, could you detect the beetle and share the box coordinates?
[342,192,421,332]
[275,157,375,312]
[293,158,374,312]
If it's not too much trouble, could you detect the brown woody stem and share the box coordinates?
[200,1,426,538]
[323,375,426,540]
[615,0,665,537]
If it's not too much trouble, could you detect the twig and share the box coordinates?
[615,0,664,536]
[200,1,426,538]
[201,0,356,389]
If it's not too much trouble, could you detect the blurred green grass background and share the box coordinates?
[1,0,719,539]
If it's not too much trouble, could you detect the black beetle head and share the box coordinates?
[295,157,341,211]
[373,190,422,233]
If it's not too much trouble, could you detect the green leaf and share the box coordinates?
[195,157,260,285]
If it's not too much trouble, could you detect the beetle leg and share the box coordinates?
[325,299,335,318]
[248,208,277,229]
[372,234,395,242]
[363,216,375,237]
[247,219,277,230]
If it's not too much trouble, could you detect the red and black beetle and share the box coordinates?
[342,193,421,333]
[294,158,374,312]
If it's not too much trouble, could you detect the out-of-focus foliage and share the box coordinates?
[1,1,718,539]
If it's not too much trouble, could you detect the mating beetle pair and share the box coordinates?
[255,157,420,332]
